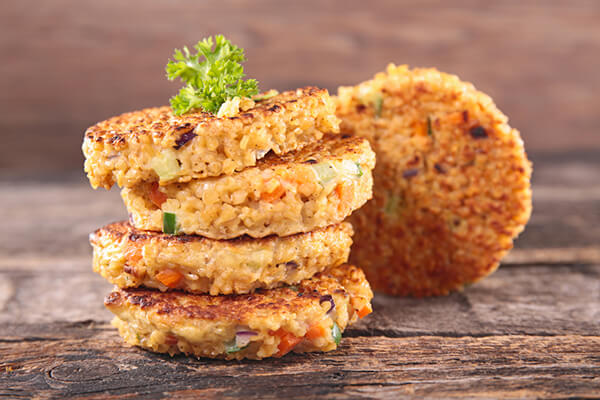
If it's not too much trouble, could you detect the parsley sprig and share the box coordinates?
[166,35,259,115]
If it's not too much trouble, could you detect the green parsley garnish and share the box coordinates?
[166,35,259,116]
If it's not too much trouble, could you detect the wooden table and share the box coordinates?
[1,154,599,399]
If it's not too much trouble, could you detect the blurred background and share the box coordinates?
[1,0,599,180]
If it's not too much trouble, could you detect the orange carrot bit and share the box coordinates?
[124,244,143,264]
[155,268,183,288]
[260,178,286,202]
[357,305,372,319]
[270,328,302,357]
[149,182,168,208]
[305,321,328,340]
[335,182,352,212]
[445,111,467,125]
[413,119,427,137]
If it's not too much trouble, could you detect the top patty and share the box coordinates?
[335,64,532,296]
[83,87,339,189]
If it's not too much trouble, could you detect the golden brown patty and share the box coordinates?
[335,64,532,296]
[90,221,353,295]
[105,264,373,360]
[122,135,375,239]
[83,87,339,189]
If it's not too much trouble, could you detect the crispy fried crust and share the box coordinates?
[83,87,340,189]
[335,64,532,296]
[122,135,375,239]
[90,221,353,295]
[104,264,373,360]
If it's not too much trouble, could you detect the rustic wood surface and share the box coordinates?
[0,156,599,399]
[1,0,599,177]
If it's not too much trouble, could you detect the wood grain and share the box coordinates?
[1,0,599,176]
[2,332,599,399]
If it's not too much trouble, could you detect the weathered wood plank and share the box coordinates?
[1,264,598,336]
[1,332,599,399]
[2,0,600,176]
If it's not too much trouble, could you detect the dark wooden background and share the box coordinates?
[1,0,599,179]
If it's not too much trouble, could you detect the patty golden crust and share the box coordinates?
[122,135,375,239]
[83,87,339,189]
[90,221,353,295]
[335,64,532,296]
[105,264,373,360]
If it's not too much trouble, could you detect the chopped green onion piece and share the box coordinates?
[355,162,363,177]
[331,321,342,345]
[312,163,337,185]
[225,339,248,354]
[289,285,299,292]
[136,333,142,342]
[253,89,279,101]
[374,94,383,118]
[163,212,177,234]
[151,150,180,182]
[427,116,433,136]
[383,194,401,216]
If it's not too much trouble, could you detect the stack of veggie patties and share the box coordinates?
[83,87,375,360]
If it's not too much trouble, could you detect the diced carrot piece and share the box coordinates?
[305,322,328,340]
[414,120,427,136]
[357,305,372,319]
[155,268,183,288]
[149,182,168,208]
[270,328,302,357]
[260,179,286,202]
[446,111,466,124]
[124,244,143,264]
[335,182,352,212]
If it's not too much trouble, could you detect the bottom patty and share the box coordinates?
[105,264,373,360]
[91,221,353,295]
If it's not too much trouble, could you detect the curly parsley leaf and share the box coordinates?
[166,35,259,115]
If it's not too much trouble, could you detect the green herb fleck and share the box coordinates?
[355,162,363,177]
[289,285,299,292]
[166,35,259,115]
[383,193,401,216]
[331,322,342,345]
[163,212,178,234]
[374,94,383,118]
[136,333,141,342]
[253,89,279,102]
[427,116,433,136]
[225,339,249,354]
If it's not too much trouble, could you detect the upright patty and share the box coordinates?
[122,135,375,239]
[335,64,532,296]
[90,221,353,295]
[105,264,373,360]
[83,87,339,189]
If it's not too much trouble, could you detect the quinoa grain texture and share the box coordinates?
[336,64,532,296]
